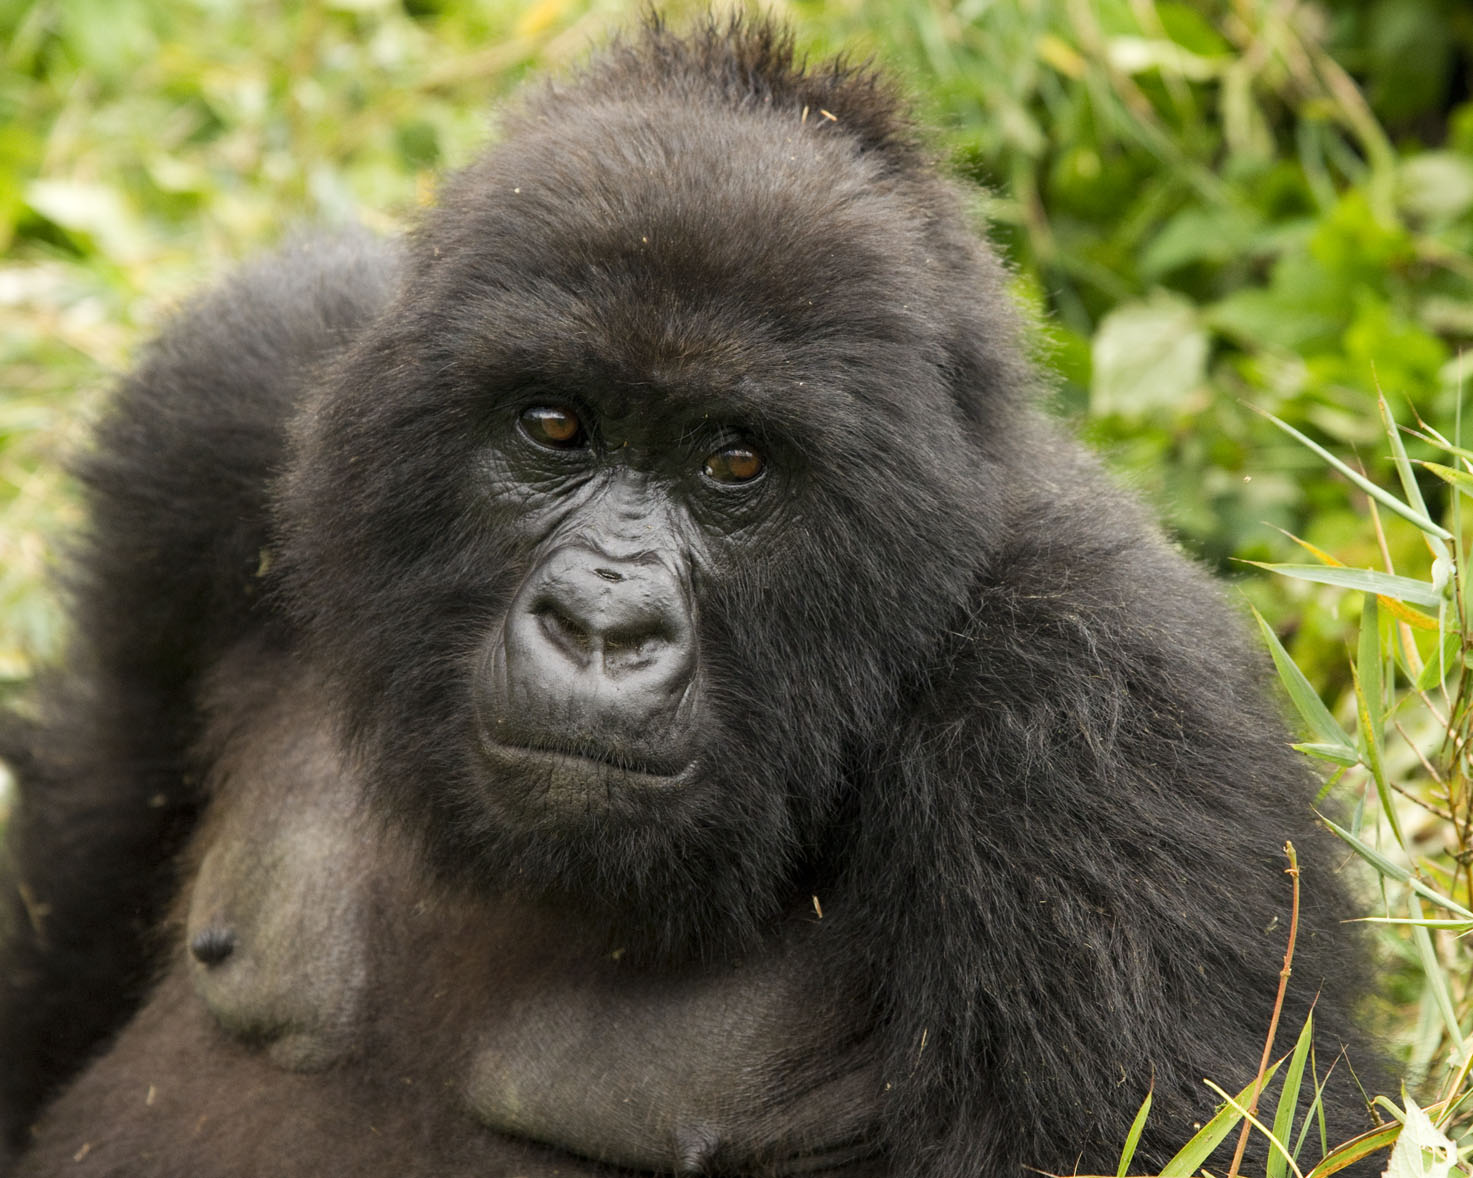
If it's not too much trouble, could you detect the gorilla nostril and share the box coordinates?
[602,623,667,660]
[533,601,592,654]
[593,567,624,583]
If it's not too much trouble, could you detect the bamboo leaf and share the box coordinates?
[1202,1078,1304,1178]
[1159,1061,1282,1177]
[1420,460,1473,498]
[1408,895,1471,1066]
[1378,395,1447,571]
[1268,1015,1316,1178]
[1357,916,1473,932]
[1252,607,1357,755]
[1377,595,1440,631]
[1350,653,1405,850]
[1116,1088,1153,1177]
[1246,562,1446,608]
[1256,411,1454,541]
[1322,818,1473,919]
[1303,1121,1402,1178]
[1291,741,1362,766]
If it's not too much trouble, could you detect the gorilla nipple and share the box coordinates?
[190,925,238,967]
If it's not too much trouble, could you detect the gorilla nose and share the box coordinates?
[528,563,689,683]
[500,548,696,742]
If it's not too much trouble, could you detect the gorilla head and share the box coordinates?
[278,21,1034,958]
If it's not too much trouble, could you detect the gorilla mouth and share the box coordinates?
[477,732,695,801]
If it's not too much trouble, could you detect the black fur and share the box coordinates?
[1,17,1380,1178]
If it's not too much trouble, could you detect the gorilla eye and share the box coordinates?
[702,444,765,485]
[519,406,587,449]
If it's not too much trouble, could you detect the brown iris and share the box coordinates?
[703,444,764,484]
[519,406,586,449]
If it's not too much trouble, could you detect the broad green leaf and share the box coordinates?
[24,179,151,263]
[1091,292,1208,420]
[1397,152,1473,226]
[1383,1094,1461,1178]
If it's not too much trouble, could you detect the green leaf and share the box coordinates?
[1252,607,1357,756]
[1357,917,1473,932]
[1159,1061,1282,1177]
[1356,593,1383,753]
[1291,742,1362,766]
[1268,1015,1316,1178]
[1351,596,1404,849]
[1407,896,1471,1067]
[1254,411,1454,542]
[1116,1088,1153,1177]
[1321,818,1473,920]
[1420,461,1473,499]
[1304,1120,1403,1178]
[1246,563,1446,608]
[1384,1093,1462,1178]
[1377,394,1448,568]
[1396,152,1473,226]
[1413,630,1462,692]
[1091,292,1208,420]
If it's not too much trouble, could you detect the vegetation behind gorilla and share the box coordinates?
[0,16,1382,1178]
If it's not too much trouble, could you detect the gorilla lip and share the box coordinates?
[475,733,694,811]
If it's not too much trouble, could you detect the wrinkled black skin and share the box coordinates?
[0,18,1383,1178]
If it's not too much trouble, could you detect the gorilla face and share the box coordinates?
[277,88,1023,955]
[474,400,748,807]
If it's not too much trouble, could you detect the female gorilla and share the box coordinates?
[0,16,1380,1178]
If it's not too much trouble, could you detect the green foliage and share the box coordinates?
[1258,399,1473,1173]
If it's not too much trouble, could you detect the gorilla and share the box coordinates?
[0,16,1381,1178]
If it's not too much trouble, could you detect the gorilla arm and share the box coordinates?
[843,456,1378,1178]
[0,235,400,1148]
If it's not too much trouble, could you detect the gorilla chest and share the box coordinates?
[182,775,881,1175]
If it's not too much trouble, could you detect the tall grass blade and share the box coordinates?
[1268,1016,1316,1178]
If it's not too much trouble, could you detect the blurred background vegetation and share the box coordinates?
[1,0,1472,1165]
